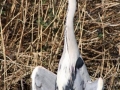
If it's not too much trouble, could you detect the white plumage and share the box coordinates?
[56,0,90,89]
[31,0,104,90]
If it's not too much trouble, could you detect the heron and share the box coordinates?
[55,0,103,89]
[31,0,104,90]
[31,66,103,90]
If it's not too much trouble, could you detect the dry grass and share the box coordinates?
[0,0,120,90]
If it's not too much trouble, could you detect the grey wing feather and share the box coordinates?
[73,70,83,90]
[85,77,104,90]
[31,66,56,90]
[31,66,103,90]
[79,64,91,83]
[78,59,104,90]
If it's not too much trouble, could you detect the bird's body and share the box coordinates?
[31,0,104,90]
[56,0,90,89]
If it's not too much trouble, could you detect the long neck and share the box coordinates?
[66,0,76,27]
[64,0,79,56]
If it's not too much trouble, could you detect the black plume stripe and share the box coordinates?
[64,57,84,90]
[75,57,84,73]
[55,79,58,90]
[59,69,75,90]
[56,57,84,90]
[64,79,74,90]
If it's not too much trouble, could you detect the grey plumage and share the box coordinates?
[31,0,104,89]
[31,66,103,90]
[85,78,104,90]
[31,66,56,90]
[56,0,91,89]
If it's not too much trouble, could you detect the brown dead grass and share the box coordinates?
[0,0,120,90]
